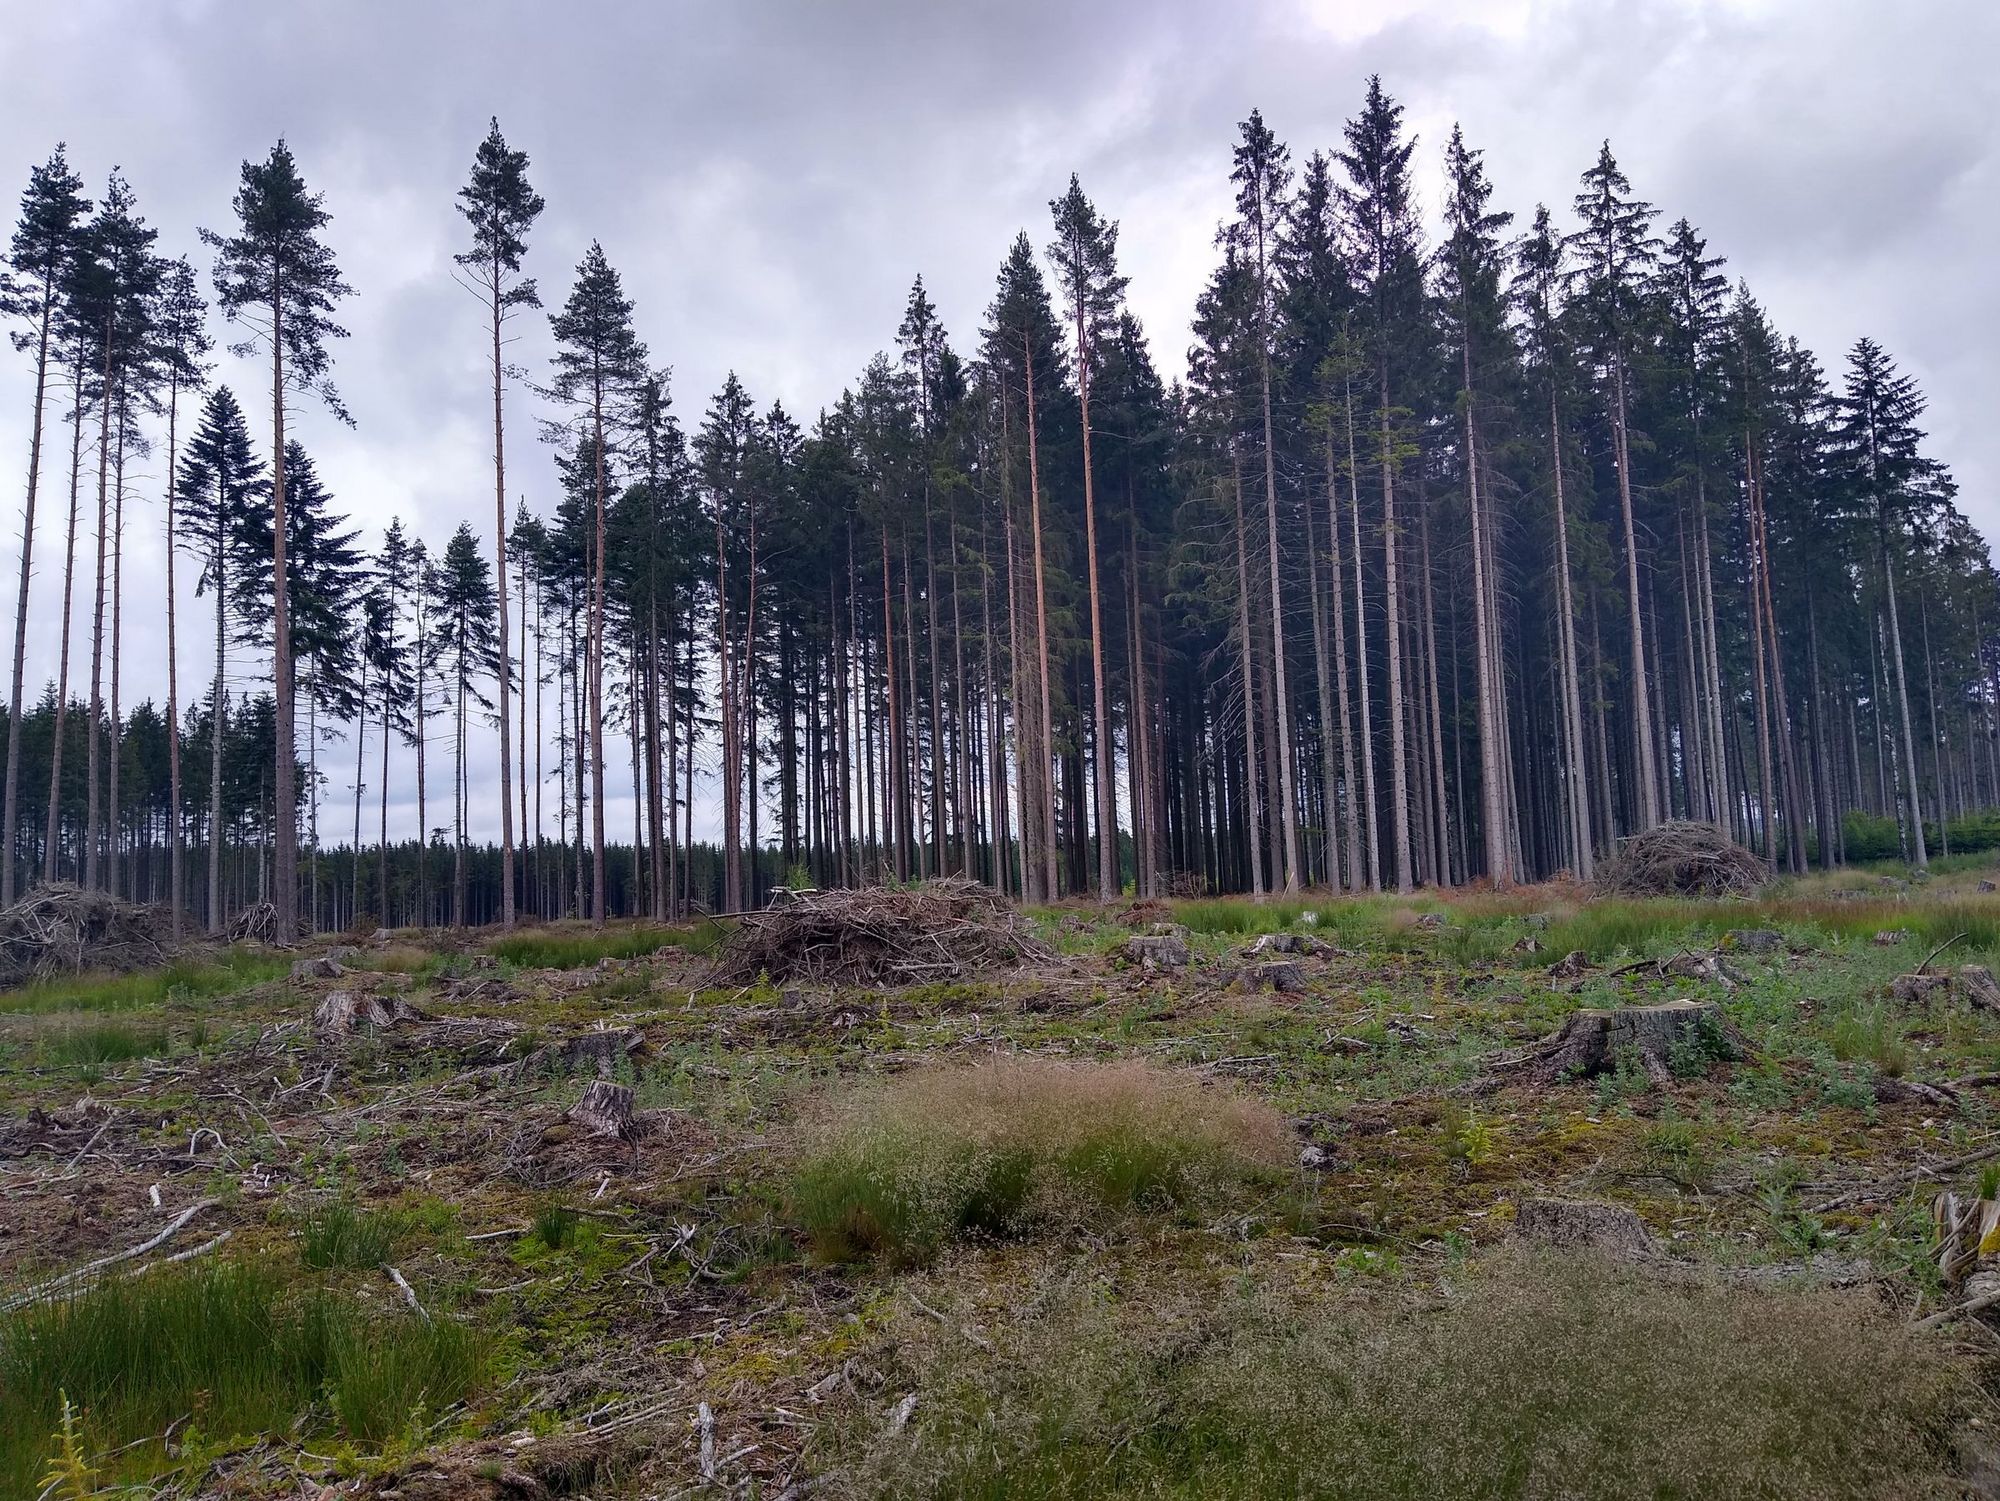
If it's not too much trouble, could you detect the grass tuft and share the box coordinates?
[297,1200,409,1270]
[0,1260,488,1493]
[0,948,288,1015]
[790,1057,1290,1263]
[823,1250,1971,1500]
[485,921,725,969]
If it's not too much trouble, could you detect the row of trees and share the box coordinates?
[2,80,1991,932]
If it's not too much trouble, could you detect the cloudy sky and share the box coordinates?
[0,0,1993,845]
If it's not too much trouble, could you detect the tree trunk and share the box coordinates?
[2,286,55,905]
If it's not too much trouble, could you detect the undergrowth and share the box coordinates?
[0,948,289,1015]
[0,1259,489,1494]
[822,1250,1972,1500]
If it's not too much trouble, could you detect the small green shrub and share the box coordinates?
[791,1057,1290,1263]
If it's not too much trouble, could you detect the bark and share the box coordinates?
[2,277,55,905]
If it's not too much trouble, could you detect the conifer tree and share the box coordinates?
[1571,142,1662,831]
[456,118,543,928]
[1340,76,1425,891]
[153,257,211,931]
[1048,175,1127,900]
[0,146,88,901]
[545,243,646,922]
[1438,124,1517,885]
[433,522,498,925]
[177,385,260,930]
[1228,109,1301,890]
[1834,338,1946,869]
[203,139,353,939]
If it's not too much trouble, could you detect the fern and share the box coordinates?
[41,1391,97,1501]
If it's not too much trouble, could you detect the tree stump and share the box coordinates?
[1526,999,1734,1084]
[1227,960,1306,994]
[1512,1197,1656,1259]
[1890,971,1954,1006]
[1548,950,1593,981]
[515,1026,644,1079]
[1722,928,1784,955]
[1961,966,2000,1011]
[293,954,346,981]
[313,990,422,1037]
[566,1080,636,1140]
[1122,933,1190,971]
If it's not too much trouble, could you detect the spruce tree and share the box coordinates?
[545,243,646,922]
[0,146,88,901]
[1339,76,1425,891]
[433,522,498,925]
[1570,141,1662,831]
[153,257,211,931]
[1047,175,1127,901]
[1834,338,1947,869]
[457,118,543,928]
[176,385,261,930]
[1228,109,1301,891]
[1438,124,1518,885]
[203,139,353,939]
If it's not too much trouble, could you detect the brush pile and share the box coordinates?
[1596,820,1768,898]
[709,878,1055,987]
[0,881,172,985]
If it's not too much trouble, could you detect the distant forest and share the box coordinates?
[1,77,1991,936]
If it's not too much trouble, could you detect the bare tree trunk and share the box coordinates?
[488,269,517,926]
[3,286,56,905]
[1380,367,1411,893]
[588,397,608,922]
[163,370,185,932]
[85,327,111,889]
[1231,450,1266,897]
[1345,385,1380,891]
[1069,301,1118,901]
[47,365,87,884]
[1610,359,1660,830]
[1549,396,1593,880]
[1024,338,1059,901]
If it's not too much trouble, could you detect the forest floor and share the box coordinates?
[10,861,2000,1497]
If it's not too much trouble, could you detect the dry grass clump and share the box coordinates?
[822,1250,1971,1500]
[790,1057,1290,1262]
[712,879,1055,987]
[1597,819,1769,898]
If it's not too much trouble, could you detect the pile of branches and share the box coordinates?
[1596,820,1768,899]
[709,878,1056,987]
[0,881,172,985]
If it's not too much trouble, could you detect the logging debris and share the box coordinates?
[707,879,1056,987]
[1595,820,1768,898]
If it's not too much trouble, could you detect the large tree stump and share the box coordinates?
[1226,960,1306,994]
[313,990,423,1037]
[1526,999,1735,1084]
[1121,933,1190,971]
[514,1026,644,1079]
[566,1080,636,1140]
[1512,1197,1657,1259]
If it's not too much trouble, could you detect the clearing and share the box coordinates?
[8,864,2000,1498]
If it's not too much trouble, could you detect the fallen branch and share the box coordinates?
[4,1198,217,1308]
[1915,1285,2000,1331]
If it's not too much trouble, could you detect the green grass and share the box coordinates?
[296,1200,411,1270]
[791,1057,1290,1264]
[822,1250,1971,1500]
[37,1019,172,1068]
[0,1259,489,1494]
[0,948,289,1015]
[484,919,728,969]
